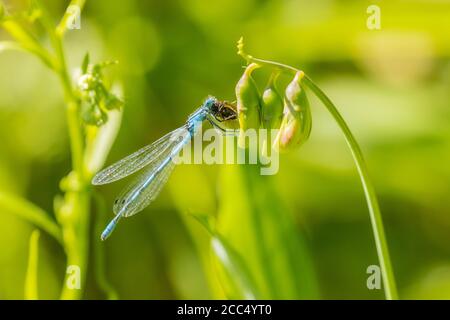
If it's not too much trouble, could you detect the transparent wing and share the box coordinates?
[113,160,176,217]
[112,128,190,217]
[92,127,186,185]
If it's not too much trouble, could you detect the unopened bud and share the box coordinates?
[274,71,312,152]
[235,63,261,148]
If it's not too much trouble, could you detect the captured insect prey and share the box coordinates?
[92,97,237,240]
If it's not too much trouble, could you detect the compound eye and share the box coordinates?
[210,102,219,114]
[221,106,237,120]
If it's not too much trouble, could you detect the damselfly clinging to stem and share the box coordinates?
[92,97,237,240]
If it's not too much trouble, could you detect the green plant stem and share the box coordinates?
[238,45,398,299]
[25,230,40,300]
[302,76,398,300]
[1,0,115,300]
[55,38,90,301]
[55,39,84,175]
[59,191,89,300]
[51,1,90,299]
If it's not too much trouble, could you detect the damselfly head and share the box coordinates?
[210,100,237,122]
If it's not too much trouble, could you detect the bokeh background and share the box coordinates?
[1,0,450,299]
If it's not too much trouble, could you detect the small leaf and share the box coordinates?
[92,60,118,75]
[81,52,90,74]
[104,92,123,110]
[189,213,215,236]
[210,235,259,299]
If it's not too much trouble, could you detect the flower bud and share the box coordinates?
[82,104,108,126]
[261,73,283,130]
[235,63,261,148]
[77,73,96,91]
[260,73,283,157]
[274,71,312,152]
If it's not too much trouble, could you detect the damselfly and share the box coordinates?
[92,97,237,240]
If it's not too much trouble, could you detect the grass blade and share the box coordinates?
[191,213,260,299]
[217,162,319,299]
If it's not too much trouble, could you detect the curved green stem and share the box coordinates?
[303,76,398,300]
[238,40,398,299]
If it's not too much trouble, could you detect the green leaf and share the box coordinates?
[211,236,259,299]
[0,192,62,244]
[0,41,25,53]
[0,18,55,68]
[103,92,124,110]
[191,213,260,299]
[24,230,40,300]
[217,162,319,299]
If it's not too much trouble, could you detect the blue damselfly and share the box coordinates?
[92,97,237,240]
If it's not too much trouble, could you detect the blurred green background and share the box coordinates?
[1,0,450,299]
